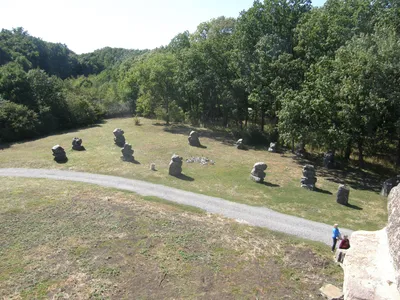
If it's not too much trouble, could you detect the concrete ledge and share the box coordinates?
[343,229,400,300]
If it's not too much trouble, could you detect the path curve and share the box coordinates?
[0,168,352,245]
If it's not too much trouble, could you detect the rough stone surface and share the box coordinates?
[121,143,134,161]
[235,139,247,150]
[324,151,335,169]
[188,131,201,147]
[319,284,343,300]
[72,137,85,151]
[52,145,67,162]
[336,185,349,205]
[113,128,126,147]
[387,184,400,294]
[343,229,400,300]
[250,162,267,183]
[268,142,277,153]
[381,175,400,197]
[300,165,317,190]
[169,154,183,176]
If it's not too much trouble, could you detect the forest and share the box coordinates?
[1,0,399,167]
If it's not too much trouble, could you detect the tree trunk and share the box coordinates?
[291,137,295,153]
[357,140,365,168]
[396,138,400,167]
[260,109,265,132]
[344,140,352,161]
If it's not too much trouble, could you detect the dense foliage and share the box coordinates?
[1,0,400,166]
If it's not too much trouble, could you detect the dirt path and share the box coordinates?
[0,168,353,245]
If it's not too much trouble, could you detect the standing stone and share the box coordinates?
[295,143,307,157]
[381,175,400,197]
[250,162,267,183]
[169,154,183,176]
[121,143,134,161]
[72,137,85,151]
[324,151,335,169]
[268,142,277,153]
[113,128,126,147]
[52,145,67,162]
[337,184,350,205]
[235,139,247,150]
[300,165,317,190]
[188,131,201,147]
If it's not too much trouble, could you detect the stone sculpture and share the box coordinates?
[337,184,350,205]
[169,154,183,176]
[52,145,67,162]
[72,137,85,151]
[121,143,134,161]
[323,151,335,169]
[235,139,247,150]
[295,143,307,158]
[250,162,267,183]
[188,131,201,147]
[113,128,126,147]
[343,183,400,299]
[268,142,277,153]
[381,175,400,197]
[300,164,317,190]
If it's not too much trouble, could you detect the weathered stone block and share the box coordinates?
[169,154,183,176]
[337,185,349,205]
[250,162,267,183]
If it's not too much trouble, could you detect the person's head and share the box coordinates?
[343,235,348,239]
[334,224,339,228]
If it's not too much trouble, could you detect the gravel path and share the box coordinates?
[0,168,353,245]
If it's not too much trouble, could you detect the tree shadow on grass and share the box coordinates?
[172,174,195,181]
[190,144,208,149]
[262,182,280,187]
[292,155,392,193]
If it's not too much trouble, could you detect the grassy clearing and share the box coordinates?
[0,117,387,230]
[0,178,342,299]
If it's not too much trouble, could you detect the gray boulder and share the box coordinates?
[169,154,183,176]
[268,142,277,153]
[250,162,267,183]
[72,137,85,151]
[300,165,317,190]
[235,139,247,150]
[52,145,67,162]
[337,184,350,205]
[121,143,134,161]
[381,175,400,197]
[113,128,126,147]
[188,131,201,147]
[324,151,335,169]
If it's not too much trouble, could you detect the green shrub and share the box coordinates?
[231,125,270,146]
[133,115,141,125]
[0,100,39,142]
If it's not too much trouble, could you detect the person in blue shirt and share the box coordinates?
[331,223,342,252]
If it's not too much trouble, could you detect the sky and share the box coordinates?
[2,0,326,54]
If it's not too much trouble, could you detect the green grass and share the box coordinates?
[0,117,387,230]
[0,178,343,299]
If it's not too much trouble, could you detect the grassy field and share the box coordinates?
[0,117,388,230]
[0,178,343,299]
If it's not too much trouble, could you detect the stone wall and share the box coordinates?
[387,184,400,294]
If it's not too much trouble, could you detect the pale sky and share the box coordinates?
[2,0,326,54]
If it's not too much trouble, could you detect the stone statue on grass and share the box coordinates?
[52,145,67,163]
[72,137,85,151]
[169,154,183,176]
[301,165,317,190]
[188,131,201,147]
[121,143,134,162]
[113,128,126,147]
[235,139,247,150]
[250,162,267,183]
